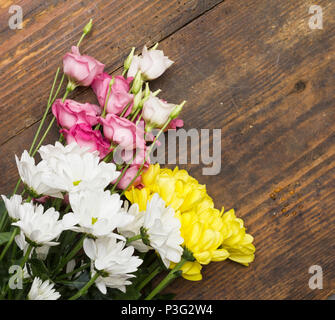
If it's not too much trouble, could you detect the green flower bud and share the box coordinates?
[124,47,135,71]
[131,70,143,94]
[144,82,150,99]
[169,100,186,120]
[109,76,115,87]
[151,42,159,50]
[133,88,143,111]
[83,19,93,35]
[152,89,161,97]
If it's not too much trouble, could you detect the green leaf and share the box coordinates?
[29,258,49,279]
[156,292,176,300]
[0,197,7,230]
[0,232,11,246]
[111,285,141,300]
[59,270,90,290]
[0,197,6,215]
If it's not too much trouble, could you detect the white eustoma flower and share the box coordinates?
[127,55,141,79]
[12,202,73,247]
[118,202,150,253]
[127,45,173,80]
[28,277,60,300]
[15,151,62,198]
[64,190,134,239]
[83,237,143,294]
[39,142,120,194]
[1,194,23,221]
[143,193,183,268]
[142,94,176,130]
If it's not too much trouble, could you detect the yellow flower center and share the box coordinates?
[73,180,82,186]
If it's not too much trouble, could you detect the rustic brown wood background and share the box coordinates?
[0,0,334,299]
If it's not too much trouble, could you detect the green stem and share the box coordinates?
[95,78,114,131]
[77,33,86,48]
[64,204,71,214]
[68,271,100,300]
[145,258,186,300]
[126,234,142,244]
[120,101,132,117]
[28,68,60,156]
[0,209,8,232]
[20,244,33,268]
[56,263,90,281]
[32,86,71,157]
[110,147,139,193]
[0,228,18,261]
[0,72,65,233]
[12,179,22,196]
[103,146,117,163]
[31,118,56,157]
[130,107,141,122]
[137,265,162,292]
[136,113,143,126]
[53,235,85,276]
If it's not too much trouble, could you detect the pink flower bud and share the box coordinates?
[113,165,142,190]
[63,46,105,87]
[61,123,110,159]
[99,114,146,151]
[91,73,134,116]
[52,99,101,129]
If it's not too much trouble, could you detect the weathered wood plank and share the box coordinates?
[0,0,223,145]
[1,0,335,299]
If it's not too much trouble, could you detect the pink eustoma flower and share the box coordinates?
[113,165,142,190]
[92,73,134,116]
[61,123,111,159]
[63,46,105,86]
[121,147,150,167]
[99,114,146,151]
[166,118,184,130]
[52,99,101,129]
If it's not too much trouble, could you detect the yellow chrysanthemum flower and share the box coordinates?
[125,164,255,281]
[220,208,256,266]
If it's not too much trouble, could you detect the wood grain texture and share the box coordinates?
[1,0,335,299]
[0,0,223,145]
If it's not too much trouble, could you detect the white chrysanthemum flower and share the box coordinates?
[39,142,120,194]
[15,151,63,198]
[1,194,23,221]
[64,190,134,239]
[15,231,51,260]
[118,202,150,253]
[83,237,142,294]
[39,141,88,161]
[12,202,73,247]
[28,277,60,300]
[143,193,183,268]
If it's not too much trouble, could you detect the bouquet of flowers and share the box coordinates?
[0,20,255,300]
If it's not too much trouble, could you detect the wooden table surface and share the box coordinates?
[0,0,334,299]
